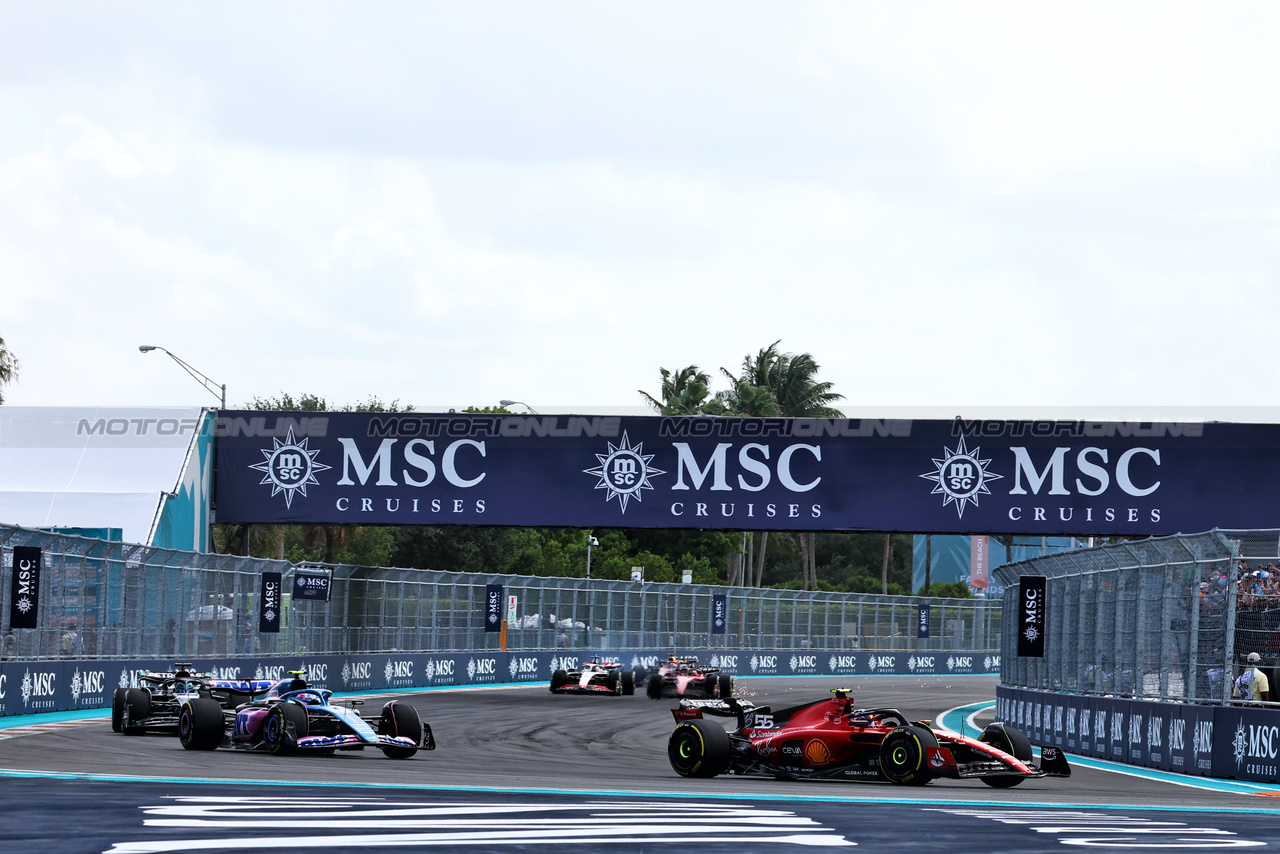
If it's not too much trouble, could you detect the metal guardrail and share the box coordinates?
[1,524,1001,660]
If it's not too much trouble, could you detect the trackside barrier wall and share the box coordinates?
[0,649,1000,717]
[997,685,1280,783]
[995,529,1280,783]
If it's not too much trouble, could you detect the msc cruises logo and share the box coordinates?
[249,426,331,508]
[583,432,665,513]
[919,437,1002,518]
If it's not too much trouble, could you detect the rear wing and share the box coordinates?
[672,697,763,729]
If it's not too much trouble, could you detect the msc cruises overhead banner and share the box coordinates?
[212,412,1280,535]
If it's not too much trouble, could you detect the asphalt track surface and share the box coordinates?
[4,674,1280,852]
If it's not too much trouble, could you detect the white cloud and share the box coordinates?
[1,2,1279,412]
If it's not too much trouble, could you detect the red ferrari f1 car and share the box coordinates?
[668,688,1070,787]
[645,656,732,700]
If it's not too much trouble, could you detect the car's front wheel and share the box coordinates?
[978,723,1033,788]
[379,701,422,759]
[178,698,224,751]
[621,669,635,696]
[668,720,732,778]
[550,669,569,692]
[263,702,308,755]
[121,688,150,735]
[879,725,937,785]
[111,687,128,733]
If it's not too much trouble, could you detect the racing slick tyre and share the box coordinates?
[718,674,733,698]
[621,669,635,695]
[550,669,569,692]
[264,701,309,755]
[703,675,717,697]
[379,700,422,759]
[178,698,225,751]
[121,688,150,735]
[646,674,664,700]
[879,725,938,785]
[978,723,1033,788]
[668,719,732,778]
[111,687,128,733]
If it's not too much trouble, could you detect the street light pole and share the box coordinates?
[499,399,539,414]
[139,345,226,408]
[586,534,598,579]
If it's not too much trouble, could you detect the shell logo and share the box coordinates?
[805,739,832,766]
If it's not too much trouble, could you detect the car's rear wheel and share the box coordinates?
[718,674,733,698]
[111,687,128,733]
[263,702,308,755]
[550,669,569,692]
[668,720,732,778]
[122,688,150,735]
[621,669,635,695]
[978,723,1033,788]
[702,675,717,696]
[879,725,937,785]
[379,701,422,759]
[178,698,224,751]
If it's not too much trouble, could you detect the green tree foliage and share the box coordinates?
[0,336,19,404]
[639,366,713,415]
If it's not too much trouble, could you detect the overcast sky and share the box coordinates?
[2,2,1278,415]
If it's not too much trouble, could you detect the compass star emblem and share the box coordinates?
[583,432,665,513]
[249,426,331,508]
[919,437,1003,518]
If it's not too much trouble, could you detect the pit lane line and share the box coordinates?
[936,700,1280,798]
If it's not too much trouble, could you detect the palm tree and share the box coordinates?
[732,340,844,417]
[639,366,713,415]
[0,336,20,404]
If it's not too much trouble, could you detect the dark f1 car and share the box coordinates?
[645,655,732,700]
[178,671,434,759]
[668,688,1070,787]
[550,656,635,695]
[111,663,274,736]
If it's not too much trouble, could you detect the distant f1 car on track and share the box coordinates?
[111,663,274,736]
[645,656,732,700]
[550,656,635,695]
[178,671,434,759]
[667,688,1071,787]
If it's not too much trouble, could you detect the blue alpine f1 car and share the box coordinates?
[178,671,434,759]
